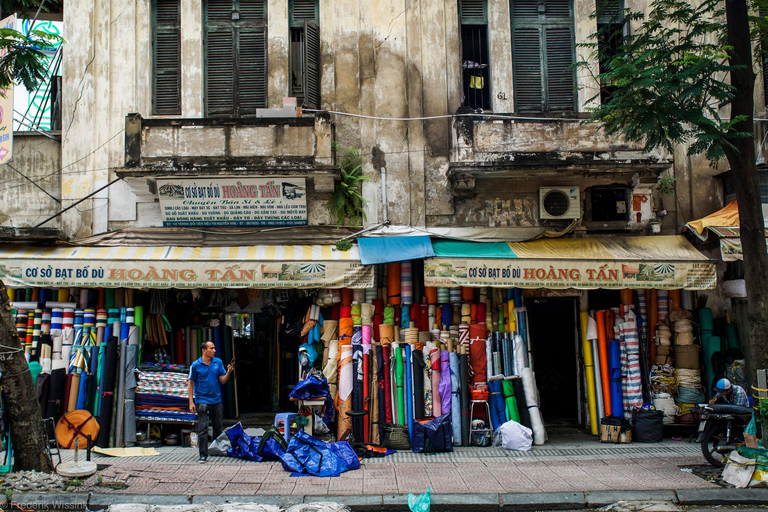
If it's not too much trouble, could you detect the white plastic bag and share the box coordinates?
[493,420,533,451]
[208,430,231,456]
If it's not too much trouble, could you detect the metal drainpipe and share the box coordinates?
[381,166,388,222]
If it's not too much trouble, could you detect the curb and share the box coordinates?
[5,488,768,511]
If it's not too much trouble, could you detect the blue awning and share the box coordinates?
[357,235,434,265]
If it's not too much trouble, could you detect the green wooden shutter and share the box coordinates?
[238,28,267,114]
[207,0,232,22]
[511,0,540,18]
[291,0,317,26]
[544,26,575,111]
[153,0,181,115]
[239,0,266,21]
[513,27,543,112]
[302,21,320,109]
[460,0,486,23]
[207,30,235,116]
[596,0,622,23]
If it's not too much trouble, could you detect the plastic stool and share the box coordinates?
[469,400,492,446]
[274,413,298,442]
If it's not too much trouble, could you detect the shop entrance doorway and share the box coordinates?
[526,297,579,424]
[235,315,279,414]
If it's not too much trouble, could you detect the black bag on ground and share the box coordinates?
[412,414,453,453]
[632,408,664,443]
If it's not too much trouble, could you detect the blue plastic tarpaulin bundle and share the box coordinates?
[225,423,287,462]
[278,430,360,477]
[288,374,335,426]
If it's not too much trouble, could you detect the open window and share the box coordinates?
[290,0,320,109]
[460,0,491,111]
[589,186,630,222]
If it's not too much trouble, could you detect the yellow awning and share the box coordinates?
[425,235,715,290]
[0,244,372,289]
[685,200,740,237]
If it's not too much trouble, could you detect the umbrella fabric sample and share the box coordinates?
[459,351,470,446]
[337,344,353,442]
[502,379,520,423]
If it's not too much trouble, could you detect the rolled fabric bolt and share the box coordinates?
[10,302,39,309]
[449,287,462,303]
[352,289,365,303]
[96,309,107,328]
[62,309,74,330]
[461,303,471,323]
[458,322,470,347]
[126,307,135,325]
[437,287,450,304]
[41,309,51,335]
[50,308,63,332]
[453,305,461,326]
[425,287,437,304]
[387,263,401,305]
[401,261,413,305]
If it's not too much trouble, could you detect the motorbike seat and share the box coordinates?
[707,404,752,415]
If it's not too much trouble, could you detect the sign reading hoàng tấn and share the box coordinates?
[157,177,308,227]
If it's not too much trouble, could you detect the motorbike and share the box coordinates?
[696,403,753,467]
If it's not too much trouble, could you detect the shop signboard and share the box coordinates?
[157,177,308,226]
[423,258,716,290]
[0,245,373,289]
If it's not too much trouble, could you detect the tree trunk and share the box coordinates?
[0,281,53,472]
[724,0,768,383]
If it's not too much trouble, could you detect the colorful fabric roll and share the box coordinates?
[387,263,401,305]
[437,287,450,304]
[63,308,74,330]
[126,307,135,325]
[337,344,353,441]
[657,290,669,322]
[459,322,470,347]
[428,343,442,417]
[620,311,643,419]
[16,310,28,345]
[401,261,413,304]
[51,308,63,332]
[449,287,462,303]
[364,288,377,303]
[26,310,35,353]
[351,303,362,325]
[107,308,119,325]
[41,309,51,335]
[449,351,461,444]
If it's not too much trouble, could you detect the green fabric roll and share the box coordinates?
[502,379,520,423]
[104,289,115,309]
[702,334,720,395]
[29,361,41,390]
[351,303,362,325]
[725,323,741,351]
[698,308,714,332]
[395,344,406,425]
[383,306,395,325]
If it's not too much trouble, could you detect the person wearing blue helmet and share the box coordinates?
[708,378,749,407]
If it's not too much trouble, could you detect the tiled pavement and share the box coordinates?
[60,434,720,496]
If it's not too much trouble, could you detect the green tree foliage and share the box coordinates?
[0,0,62,92]
[327,147,370,227]
[581,0,748,162]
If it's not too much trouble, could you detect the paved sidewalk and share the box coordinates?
[57,436,718,497]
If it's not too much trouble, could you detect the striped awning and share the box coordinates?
[0,244,372,289]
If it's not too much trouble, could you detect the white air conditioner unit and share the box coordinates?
[539,187,581,220]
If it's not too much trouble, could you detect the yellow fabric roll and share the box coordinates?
[580,311,599,436]
[507,300,516,332]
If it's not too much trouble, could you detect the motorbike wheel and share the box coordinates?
[701,424,729,467]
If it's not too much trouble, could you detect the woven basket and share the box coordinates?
[381,423,410,450]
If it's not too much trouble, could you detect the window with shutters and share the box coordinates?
[153,0,181,115]
[511,0,576,113]
[596,0,624,105]
[460,0,491,110]
[205,0,267,117]
[289,0,320,109]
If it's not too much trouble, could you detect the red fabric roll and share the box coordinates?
[372,299,384,314]
[470,303,478,323]
[436,307,442,329]
[394,306,401,326]
[477,302,486,324]
[331,305,340,321]
[340,288,352,307]
[373,314,383,341]
[410,303,420,328]
[340,306,352,319]
[462,287,474,301]
[419,304,429,332]
[425,287,437,304]
[469,323,488,384]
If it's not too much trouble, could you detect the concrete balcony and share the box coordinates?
[117,110,337,197]
[448,114,671,193]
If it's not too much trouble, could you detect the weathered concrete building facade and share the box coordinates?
[4,0,766,239]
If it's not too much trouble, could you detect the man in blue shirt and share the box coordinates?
[709,378,749,407]
[188,341,233,463]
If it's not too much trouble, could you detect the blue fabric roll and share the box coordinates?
[401,305,410,330]
[608,339,623,417]
[76,372,88,410]
[488,380,507,431]
[449,352,461,444]
[513,288,523,308]
[441,304,453,328]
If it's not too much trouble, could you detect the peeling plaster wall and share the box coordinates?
[0,133,61,228]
